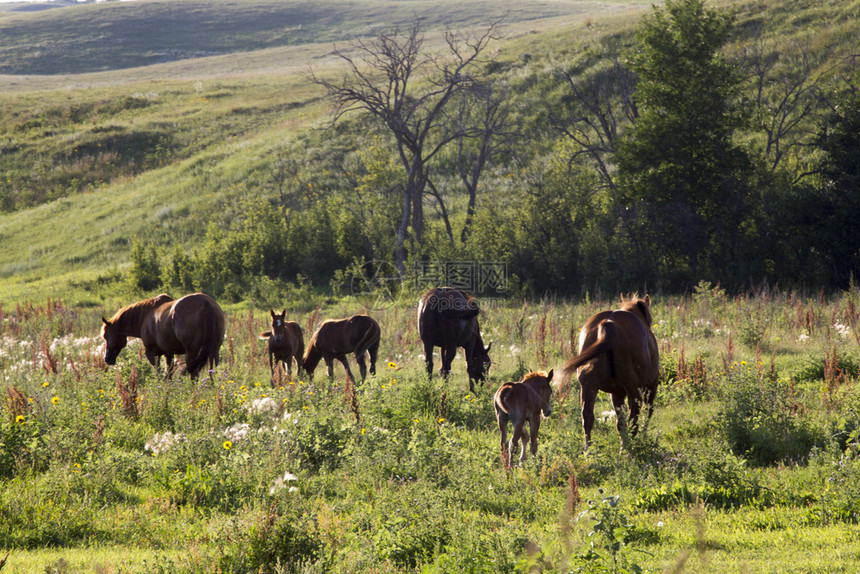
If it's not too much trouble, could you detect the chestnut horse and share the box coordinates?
[494,370,553,466]
[417,287,491,392]
[562,295,659,448]
[302,315,380,383]
[101,292,225,379]
[259,309,304,383]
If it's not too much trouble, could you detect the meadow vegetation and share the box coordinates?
[2,0,860,571]
[2,285,860,572]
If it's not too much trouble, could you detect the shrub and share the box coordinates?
[717,366,824,465]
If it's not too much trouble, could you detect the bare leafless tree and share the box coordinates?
[453,80,518,245]
[311,18,503,272]
[734,35,835,182]
[553,55,638,194]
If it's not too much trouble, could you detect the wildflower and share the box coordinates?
[51,396,60,404]
[269,470,299,494]
[438,418,445,424]
[388,361,398,369]
[834,323,851,339]
[246,397,278,417]
[43,381,49,388]
[361,428,366,435]
[15,415,25,424]
[223,423,250,442]
[223,440,232,450]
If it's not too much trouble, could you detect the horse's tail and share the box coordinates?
[562,319,619,379]
[354,319,381,358]
[494,383,515,415]
[186,306,224,376]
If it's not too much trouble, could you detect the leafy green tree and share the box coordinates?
[616,0,755,287]
[127,238,161,293]
[815,81,860,284]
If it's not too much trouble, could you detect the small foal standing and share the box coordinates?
[259,309,304,384]
[494,370,553,466]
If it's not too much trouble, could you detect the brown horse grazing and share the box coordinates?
[101,292,225,379]
[259,309,304,383]
[417,287,492,393]
[562,295,659,449]
[494,370,553,466]
[302,315,380,383]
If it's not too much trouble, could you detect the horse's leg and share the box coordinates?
[580,385,598,449]
[336,355,355,383]
[626,388,643,437]
[496,411,510,467]
[144,348,158,367]
[612,391,632,450]
[515,420,530,464]
[164,354,175,380]
[440,345,456,378]
[423,341,435,379]
[529,413,541,457]
[643,384,657,425]
[368,340,379,377]
[325,356,335,380]
[355,351,368,383]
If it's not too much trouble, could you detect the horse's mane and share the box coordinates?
[108,293,173,330]
[521,370,551,381]
[620,294,653,327]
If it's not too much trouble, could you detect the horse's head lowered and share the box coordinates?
[467,341,493,383]
[100,317,127,365]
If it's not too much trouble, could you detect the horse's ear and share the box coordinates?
[485,342,492,353]
[271,309,276,317]
[547,368,554,380]
[644,294,651,306]
[282,308,286,316]
[102,317,110,326]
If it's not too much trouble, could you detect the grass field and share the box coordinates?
[2,286,860,572]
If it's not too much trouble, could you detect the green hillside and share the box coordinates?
[1,0,858,306]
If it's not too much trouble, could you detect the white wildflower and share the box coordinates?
[246,396,278,417]
[269,470,299,495]
[223,422,250,442]
[834,323,851,339]
[798,333,810,343]
[145,431,186,455]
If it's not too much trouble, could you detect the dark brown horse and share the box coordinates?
[417,287,491,392]
[259,308,304,384]
[494,370,553,466]
[101,292,225,379]
[302,315,380,383]
[562,295,659,448]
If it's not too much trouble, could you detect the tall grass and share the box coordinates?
[2,289,860,572]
